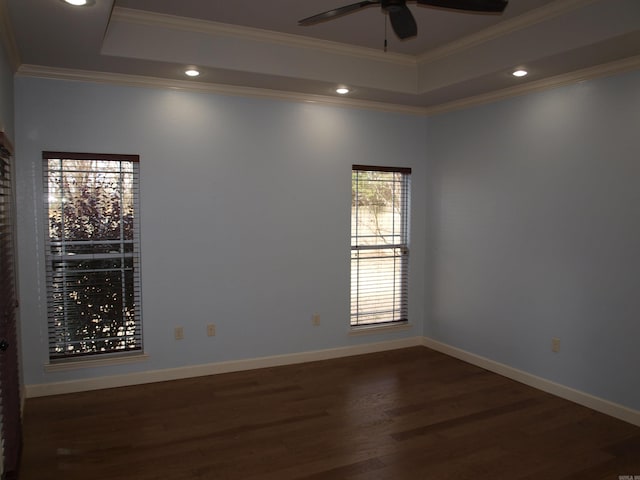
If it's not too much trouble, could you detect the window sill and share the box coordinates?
[44,352,149,373]
[349,322,412,336]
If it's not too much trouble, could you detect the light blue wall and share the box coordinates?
[16,68,640,412]
[427,70,640,410]
[0,39,13,138]
[15,77,428,386]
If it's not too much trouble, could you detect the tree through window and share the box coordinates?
[351,165,410,327]
[43,152,142,360]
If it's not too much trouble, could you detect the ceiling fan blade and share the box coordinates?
[298,1,380,25]
[388,4,417,39]
[416,0,508,13]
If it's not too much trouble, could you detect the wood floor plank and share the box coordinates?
[20,347,640,479]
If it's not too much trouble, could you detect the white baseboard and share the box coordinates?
[25,335,640,427]
[422,337,640,427]
[25,336,423,398]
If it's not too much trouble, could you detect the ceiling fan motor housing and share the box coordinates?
[382,0,407,13]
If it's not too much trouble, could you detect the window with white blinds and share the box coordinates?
[43,152,142,361]
[351,165,410,327]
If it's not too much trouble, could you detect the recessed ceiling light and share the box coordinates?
[62,0,94,6]
[336,87,350,95]
[512,69,528,77]
[185,69,200,77]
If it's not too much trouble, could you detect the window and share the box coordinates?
[351,165,410,327]
[43,152,142,361]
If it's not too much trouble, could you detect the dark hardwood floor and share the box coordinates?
[20,347,640,479]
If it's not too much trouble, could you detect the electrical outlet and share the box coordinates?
[551,337,561,353]
[174,327,184,340]
[312,314,320,326]
[207,324,216,337]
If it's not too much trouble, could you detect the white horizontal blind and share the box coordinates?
[43,152,142,361]
[0,135,21,478]
[351,165,410,326]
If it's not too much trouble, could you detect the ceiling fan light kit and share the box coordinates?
[299,0,508,40]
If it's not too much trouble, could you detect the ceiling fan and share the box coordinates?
[299,0,509,40]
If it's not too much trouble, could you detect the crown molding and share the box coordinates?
[417,0,599,65]
[0,0,21,71]
[111,7,416,68]
[17,55,640,119]
[16,64,429,116]
[423,54,640,116]
[113,2,601,70]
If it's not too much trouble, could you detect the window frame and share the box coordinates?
[351,164,411,328]
[42,151,143,362]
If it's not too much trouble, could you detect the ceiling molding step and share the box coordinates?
[17,55,640,119]
[423,54,640,116]
[417,0,600,65]
[112,7,416,67]
[0,0,21,71]
[104,14,418,94]
[15,64,429,116]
